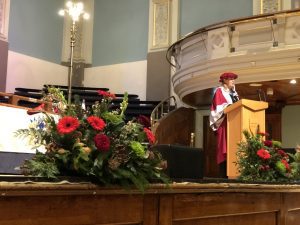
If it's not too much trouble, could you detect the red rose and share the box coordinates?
[57,116,80,134]
[97,90,116,99]
[264,140,273,147]
[87,116,106,131]
[257,148,271,160]
[143,128,156,144]
[137,115,151,128]
[278,149,288,158]
[94,133,110,151]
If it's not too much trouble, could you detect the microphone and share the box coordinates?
[257,89,266,101]
[230,89,239,103]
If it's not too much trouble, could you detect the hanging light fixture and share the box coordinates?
[266,87,274,96]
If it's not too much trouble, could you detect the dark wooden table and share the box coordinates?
[0,179,299,225]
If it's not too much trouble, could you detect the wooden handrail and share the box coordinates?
[0,92,14,104]
[150,96,177,127]
[0,92,52,112]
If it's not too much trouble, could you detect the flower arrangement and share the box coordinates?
[236,130,300,182]
[16,87,169,191]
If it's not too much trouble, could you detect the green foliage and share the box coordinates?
[42,86,67,105]
[22,152,59,178]
[236,130,300,182]
[19,88,169,191]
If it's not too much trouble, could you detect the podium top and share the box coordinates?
[224,99,268,114]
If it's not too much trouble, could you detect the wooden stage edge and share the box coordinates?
[1,178,300,225]
[2,179,300,195]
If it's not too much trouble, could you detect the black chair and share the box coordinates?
[151,144,204,181]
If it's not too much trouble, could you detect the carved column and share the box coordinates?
[148,0,171,50]
[147,0,178,101]
[253,0,298,15]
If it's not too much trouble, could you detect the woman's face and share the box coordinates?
[223,78,235,89]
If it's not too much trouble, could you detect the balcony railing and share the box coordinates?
[166,9,300,107]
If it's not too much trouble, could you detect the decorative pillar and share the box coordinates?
[147,0,179,101]
[148,0,178,51]
[253,0,296,15]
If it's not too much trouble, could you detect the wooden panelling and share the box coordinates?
[282,193,300,209]
[154,107,195,146]
[286,209,300,225]
[266,113,282,141]
[143,195,159,225]
[173,212,278,225]
[0,195,144,225]
[0,183,300,225]
[283,193,300,225]
[159,195,174,225]
[172,193,280,219]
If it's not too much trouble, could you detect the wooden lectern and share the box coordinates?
[224,99,268,178]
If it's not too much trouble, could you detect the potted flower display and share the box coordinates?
[236,130,300,182]
[16,87,169,191]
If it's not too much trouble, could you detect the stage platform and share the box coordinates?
[0,177,299,225]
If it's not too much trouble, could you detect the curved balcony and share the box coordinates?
[167,9,300,108]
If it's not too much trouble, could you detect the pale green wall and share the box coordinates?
[282,105,300,148]
[92,0,149,66]
[8,0,254,66]
[180,0,253,36]
[8,0,64,64]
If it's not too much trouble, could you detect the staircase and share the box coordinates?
[150,96,196,146]
[150,96,177,128]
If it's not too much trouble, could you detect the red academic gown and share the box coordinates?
[209,87,235,164]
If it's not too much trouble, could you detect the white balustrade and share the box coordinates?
[167,9,300,105]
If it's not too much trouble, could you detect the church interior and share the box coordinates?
[0,0,300,224]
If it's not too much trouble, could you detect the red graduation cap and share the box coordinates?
[219,72,238,82]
